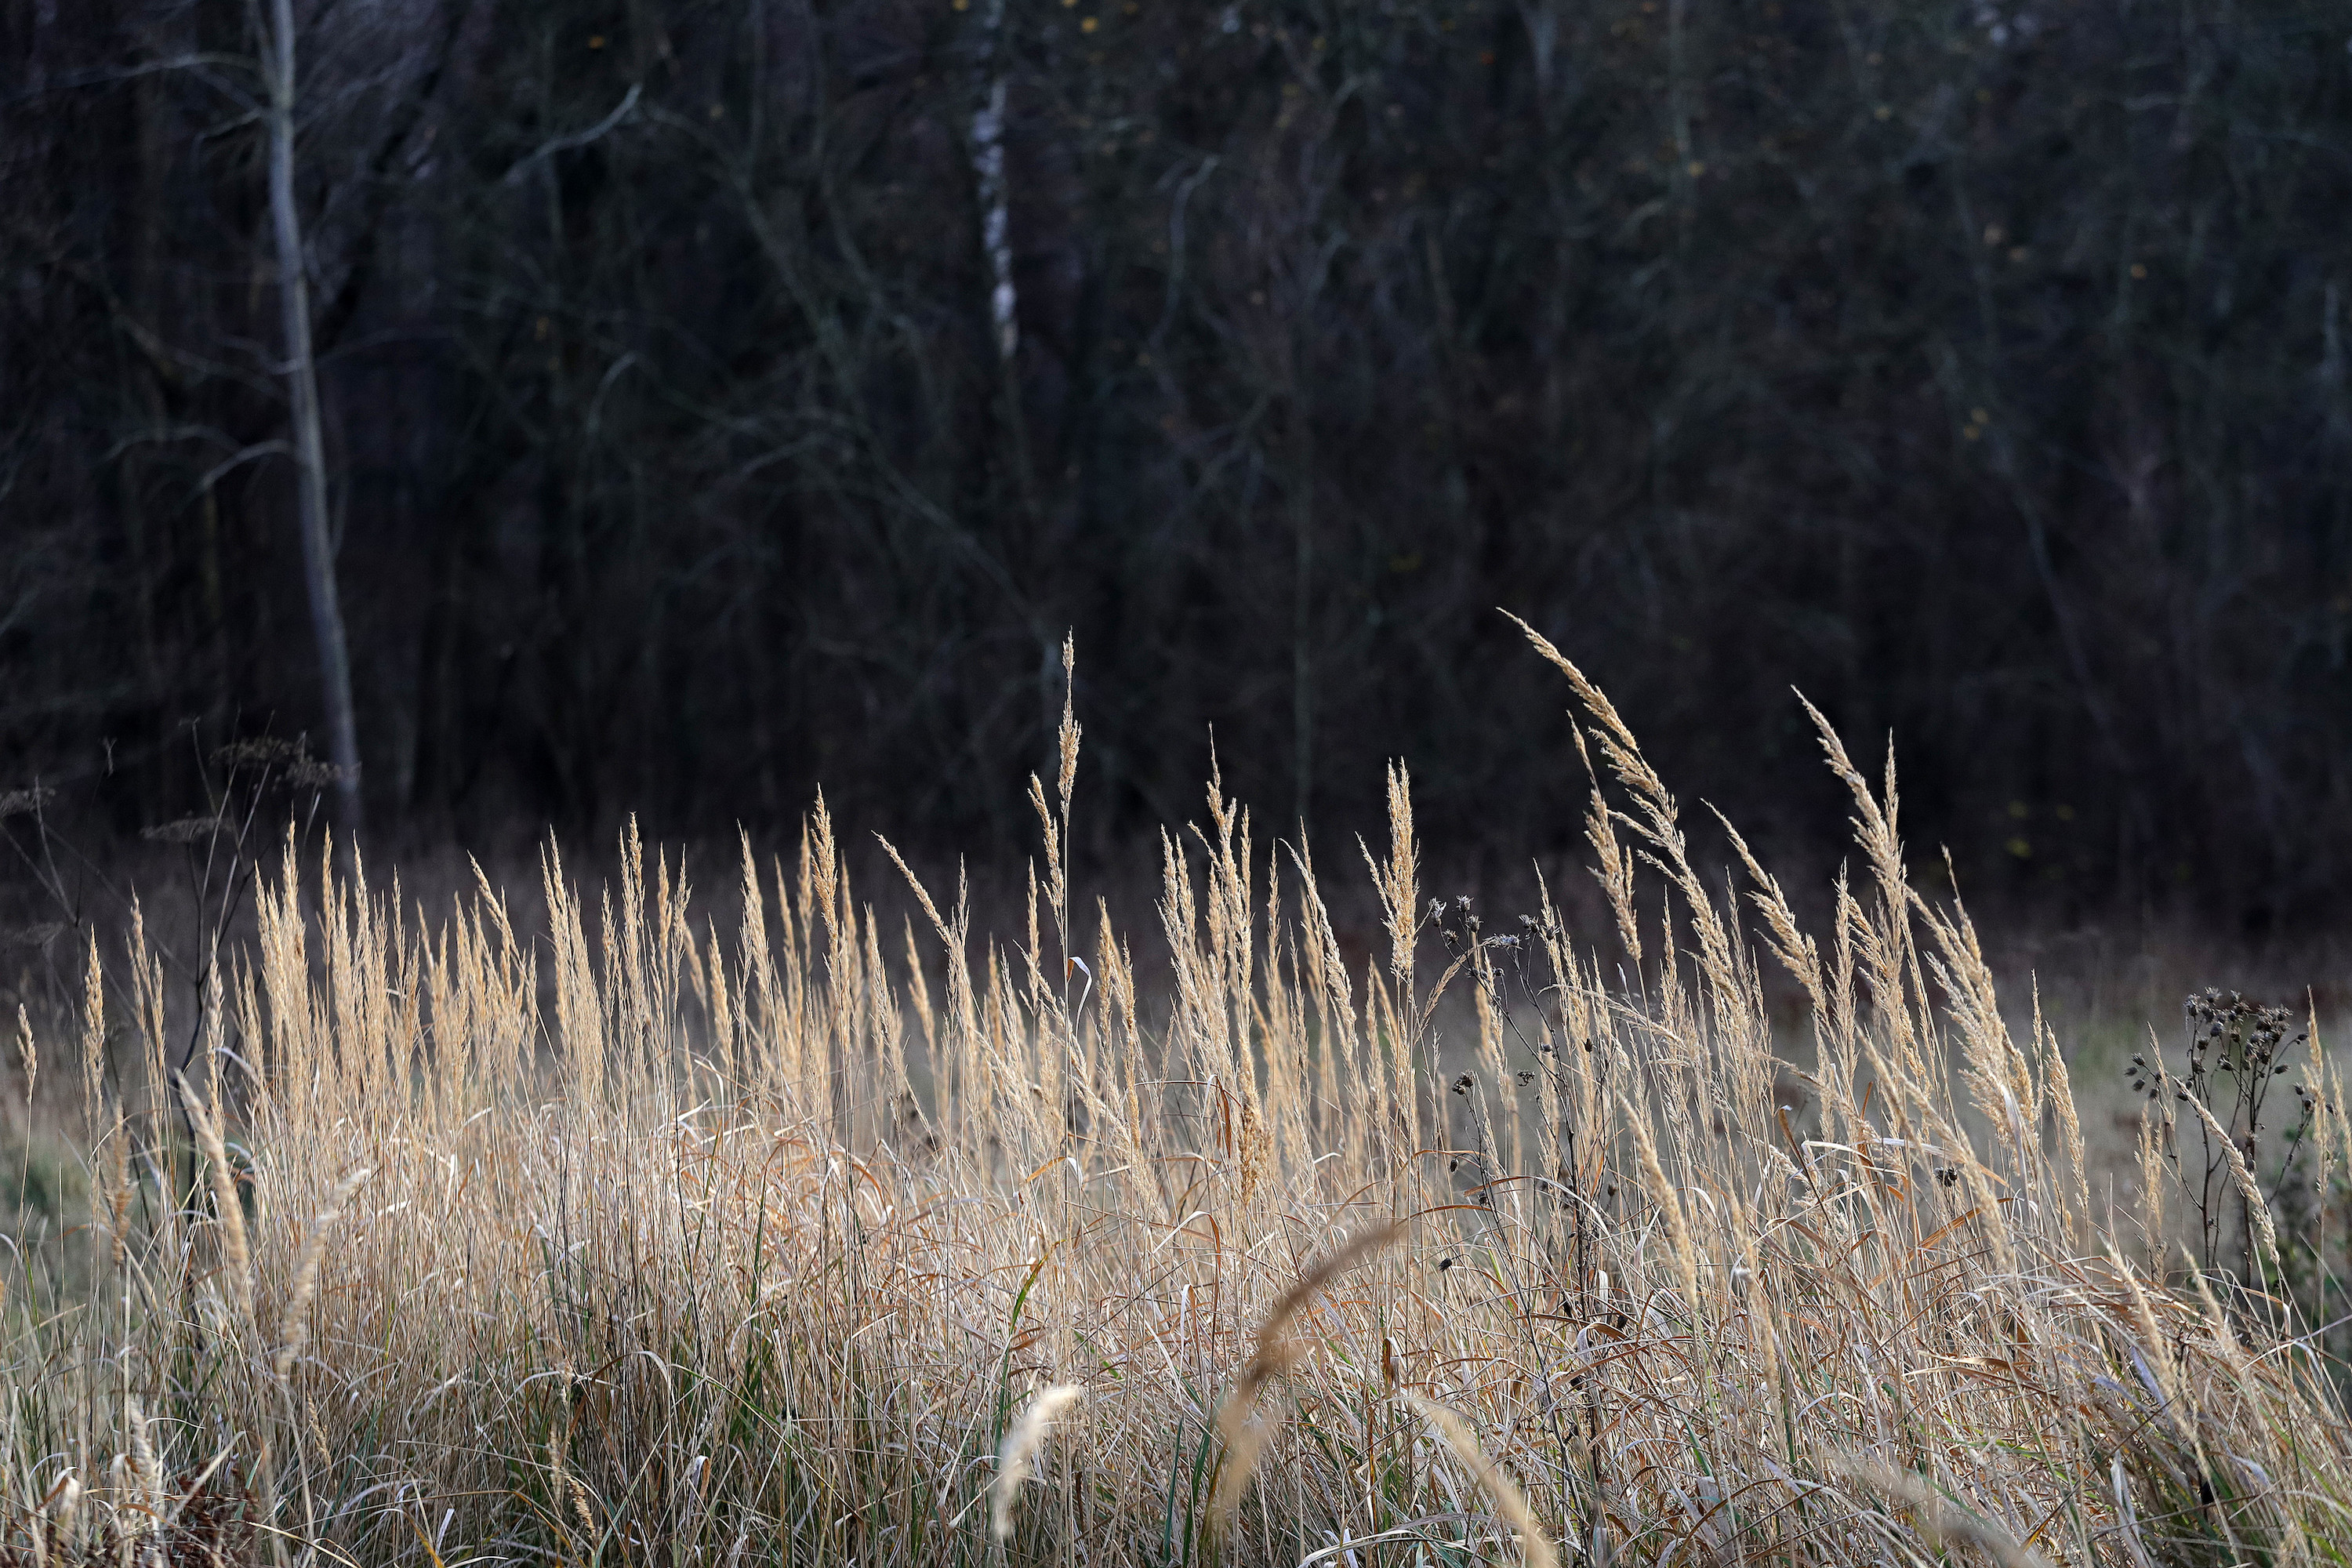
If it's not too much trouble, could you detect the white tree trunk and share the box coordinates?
[257,0,363,831]
[971,0,1017,365]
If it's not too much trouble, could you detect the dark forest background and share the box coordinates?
[5,0,2351,929]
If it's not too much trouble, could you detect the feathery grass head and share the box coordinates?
[274,1166,372,1381]
[176,1069,252,1327]
[992,1384,1085,1541]
[1402,1391,1557,1568]
[14,1002,34,1109]
[1835,1457,2053,1568]
[1213,1221,1404,1523]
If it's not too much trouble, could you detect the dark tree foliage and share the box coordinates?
[4,0,2350,921]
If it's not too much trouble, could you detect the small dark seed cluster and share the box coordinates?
[2183,989,2301,1076]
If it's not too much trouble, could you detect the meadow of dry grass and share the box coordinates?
[4,631,2351,1566]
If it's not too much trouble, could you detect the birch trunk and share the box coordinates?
[971,0,1016,365]
[257,0,364,832]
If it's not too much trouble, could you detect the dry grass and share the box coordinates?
[3,641,2350,1566]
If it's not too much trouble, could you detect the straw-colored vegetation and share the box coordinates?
[5,633,2351,1566]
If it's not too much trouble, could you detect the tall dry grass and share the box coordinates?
[4,636,2350,1566]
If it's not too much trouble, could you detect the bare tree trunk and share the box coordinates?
[970,0,1042,522]
[256,0,363,833]
[971,0,1017,368]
